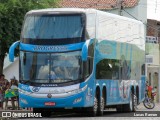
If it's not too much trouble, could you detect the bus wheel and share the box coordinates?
[88,95,98,117]
[97,96,104,116]
[133,94,137,112]
[124,92,134,112]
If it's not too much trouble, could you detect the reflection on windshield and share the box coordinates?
[50,55,80,82]
[22,15,83,39]
[20,51,82,83]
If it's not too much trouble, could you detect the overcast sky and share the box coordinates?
[147,0,160,20]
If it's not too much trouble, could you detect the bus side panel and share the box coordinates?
[140,76,146,102]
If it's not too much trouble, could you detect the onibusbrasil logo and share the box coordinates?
[2,112,42,118]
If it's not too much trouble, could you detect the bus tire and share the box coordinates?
[97,96,104,116]
[133,94,137,112]
[124,92,134,112]
[87,95,98,117]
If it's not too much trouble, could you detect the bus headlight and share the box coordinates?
[73,97,82,104]
[20,98,28,104]
[67,85,87,95]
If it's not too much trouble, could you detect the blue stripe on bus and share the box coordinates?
[9,41,20,62]
[82,39,94,61]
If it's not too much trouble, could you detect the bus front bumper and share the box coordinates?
[19,86,92,108]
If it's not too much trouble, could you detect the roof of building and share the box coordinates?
[60,0,140,10]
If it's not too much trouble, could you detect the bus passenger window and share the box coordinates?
[96,59,120,80]
[141,64,145,75]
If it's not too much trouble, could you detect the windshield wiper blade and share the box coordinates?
[23,80,33,84]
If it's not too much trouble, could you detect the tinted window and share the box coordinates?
[83,43,94,78]
[96,58,132,80]
[21,14,86,45]
[96,59,120,80]
[20,51,82,83]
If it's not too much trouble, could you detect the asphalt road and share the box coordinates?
[18,111,160,120]
[1,103,160,120]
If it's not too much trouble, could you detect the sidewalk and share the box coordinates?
[0,100,32,112]
[137,102,160,111]
[0,102,159,112]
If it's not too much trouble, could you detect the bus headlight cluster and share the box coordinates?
[67,85,87,95]
[73,97,82,104]
[20,98,28,104]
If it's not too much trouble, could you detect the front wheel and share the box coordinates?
[124,92,134,112]
[86,96,98,117]
[143,98,155,109]
[97,96,105,116]
[133,94,138,112]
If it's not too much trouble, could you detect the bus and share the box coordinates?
[9,8,146,116]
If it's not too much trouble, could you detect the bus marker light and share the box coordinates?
[73,97,82,104]
[20,98,28,104]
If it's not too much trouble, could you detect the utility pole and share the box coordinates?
[117,0,123,16]
[155,0,158,13]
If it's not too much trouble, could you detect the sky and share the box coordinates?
[147,0,160,21]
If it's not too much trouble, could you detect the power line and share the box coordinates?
[122,9,139,21]
[155,0,158,13]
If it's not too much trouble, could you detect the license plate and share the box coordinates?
[45,102,56,106]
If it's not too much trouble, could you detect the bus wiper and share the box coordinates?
[23,80,33,84]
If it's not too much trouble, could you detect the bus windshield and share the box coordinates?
[20,51,82,83]
[21,14,85,45]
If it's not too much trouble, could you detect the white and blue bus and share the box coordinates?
[9,8,145,116]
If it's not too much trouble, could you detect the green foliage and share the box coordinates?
[0,0,60,74]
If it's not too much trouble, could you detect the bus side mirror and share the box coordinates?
[81,40,91,61]
[9,41,20,62]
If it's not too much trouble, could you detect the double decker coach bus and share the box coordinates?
[9,8,145,116]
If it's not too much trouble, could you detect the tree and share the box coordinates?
[0,0,59,74]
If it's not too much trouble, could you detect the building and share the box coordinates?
[61,0,147,24]
[147,19,160,43]
[146,19,160,102]
[3,55,19,81]
[146,42,159,102]
[61,0,139,10]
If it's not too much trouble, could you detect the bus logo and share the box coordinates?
[32,87,41,92]
[47,93,52,98]
[2,112,11,118]
[33,46,68,51]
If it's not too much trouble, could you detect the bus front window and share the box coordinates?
[20,51,82,84]
[21,14,85,45]
[50,52,81,83]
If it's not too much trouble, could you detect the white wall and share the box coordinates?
[3,59,19,81]
[106,0,147,46]
[106,0,147,24]
[146,43,160,65]
[147,67,159,102]
[146,43,159,102]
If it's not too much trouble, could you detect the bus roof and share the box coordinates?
[27,8,91,15]
[26,8,143,25]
